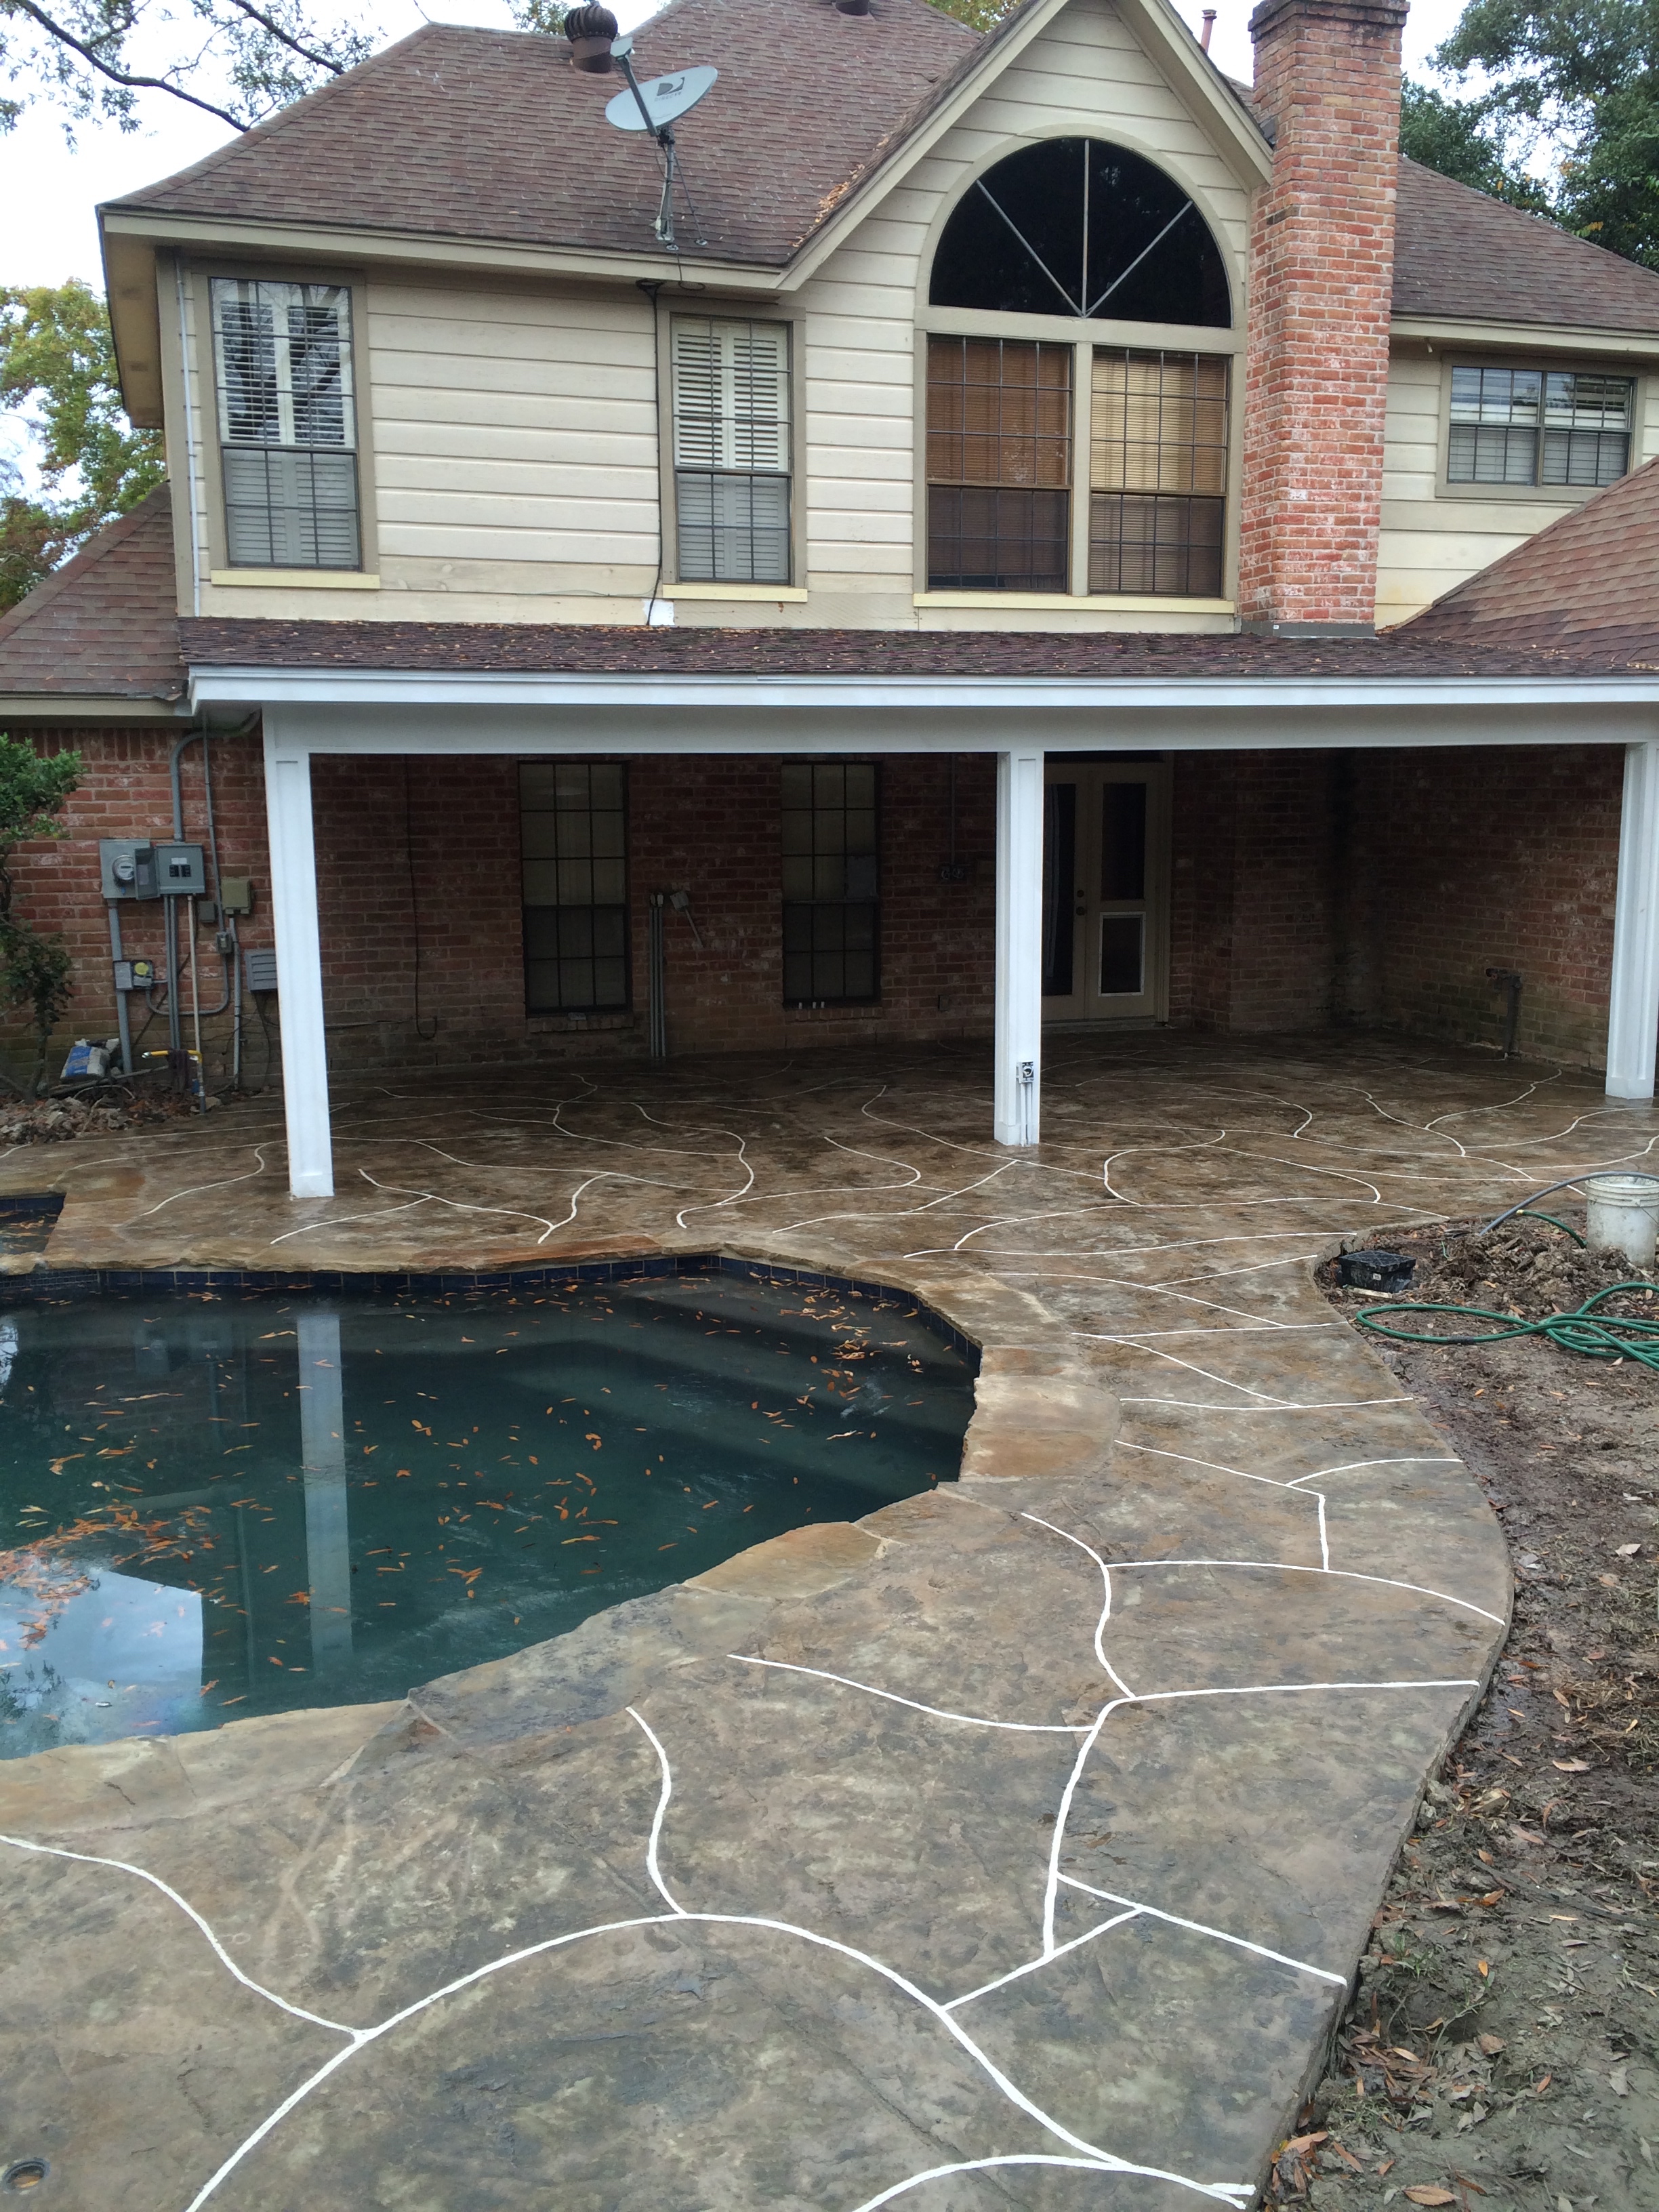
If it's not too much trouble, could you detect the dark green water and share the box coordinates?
[0,1276,973,1758]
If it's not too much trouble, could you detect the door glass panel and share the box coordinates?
[1100,782,1147,901]
[1043,782,1076,996]
[1099,913,1144,995]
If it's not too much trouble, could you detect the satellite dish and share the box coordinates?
[605,64,717,131]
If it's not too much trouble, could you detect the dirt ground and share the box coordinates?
[1274,1214,1659,2211]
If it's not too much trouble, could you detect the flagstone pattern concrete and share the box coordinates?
[3,1035,1650,2211]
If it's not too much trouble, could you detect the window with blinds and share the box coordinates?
[672,316,792,583]
[1447,365,1633,489]
[926,337,1071,591]
[520,762,630,1015]
[781,762,879,1005]
[211,279,360,569]
[1089,350,1227,596]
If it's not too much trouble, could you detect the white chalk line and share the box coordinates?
[1019,1511,1137,1699]
[1057,1877,1346,1988]
[1120,1395,1414,1412]
[942,1908,1142,2009]
[0,1831,357,2037]
[848,2154,1252,2212]
[1109,1558,1505,1626]
[728,1653,1088,1734]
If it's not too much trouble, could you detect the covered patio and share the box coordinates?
[3,1032,1649,2207]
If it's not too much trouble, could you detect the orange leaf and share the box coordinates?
[1404,2190,1456,2206]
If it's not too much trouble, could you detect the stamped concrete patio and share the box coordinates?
[2,1033,1647,2211]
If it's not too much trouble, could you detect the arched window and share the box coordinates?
[924,142,1232,598]
[930,139,1229,328]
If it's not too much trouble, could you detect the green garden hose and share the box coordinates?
[1357,1283,1659,1370]
[1506,1209,1586,1247]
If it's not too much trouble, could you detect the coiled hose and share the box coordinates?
[1357,1283,1659,1370]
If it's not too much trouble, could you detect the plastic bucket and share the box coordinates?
[1584,1173,1659,1269]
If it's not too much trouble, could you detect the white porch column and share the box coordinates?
[994,745,1044,1147]
[263,721,334,1196]
[298,1310,353,1679]
[1607,739,1659,1101]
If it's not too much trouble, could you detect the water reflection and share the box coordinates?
[0,1278,972,1753]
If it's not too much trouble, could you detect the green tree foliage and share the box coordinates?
[0,737,80,1092]
[0,278,164,610]
[1398,77,1555,213]
[0,0,377,134]
[920,0,1023,29]
[1431,0,1659,266]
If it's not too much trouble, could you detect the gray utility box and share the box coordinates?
[155,842,206,896]
[99,839,157,899]
[99,839,206,899]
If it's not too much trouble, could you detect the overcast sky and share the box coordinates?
[0,0,1475,294]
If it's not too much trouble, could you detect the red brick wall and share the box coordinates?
[1349,745,1624,1067]
[310,751,999,1069]
[1170,751,1340,1032]
[1239,0,1408,630]
[1,725,273,1086]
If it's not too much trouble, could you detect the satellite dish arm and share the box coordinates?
[612,37,670,142]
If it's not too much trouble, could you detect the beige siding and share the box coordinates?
[196,0,1250,628]
[1378,346,1659,626]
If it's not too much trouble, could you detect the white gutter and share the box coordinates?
[189,667,1659,716]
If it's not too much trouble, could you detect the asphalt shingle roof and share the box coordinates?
[0,489,183,703]
[1405,453,1659,653]
[108,2,979,268]
[1391,157,1659,334]
[108,9,1659,337]
[176,614,1659,680]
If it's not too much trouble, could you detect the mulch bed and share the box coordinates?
[1274,1215,1659,2209]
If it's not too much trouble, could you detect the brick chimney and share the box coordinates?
[1238,0,1408,635]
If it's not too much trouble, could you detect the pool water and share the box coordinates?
[0,1275,974,1757]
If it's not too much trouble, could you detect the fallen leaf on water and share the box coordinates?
[1404,2189,1456,2206]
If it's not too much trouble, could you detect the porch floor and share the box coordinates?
[3,1033,1646,2210]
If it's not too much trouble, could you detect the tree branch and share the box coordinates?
[218,0,350,79]
[6,0,249,127]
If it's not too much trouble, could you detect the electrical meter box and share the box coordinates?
[99,839,158,900]
[154,842,206,897]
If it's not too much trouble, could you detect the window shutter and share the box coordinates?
[672,318,790,473]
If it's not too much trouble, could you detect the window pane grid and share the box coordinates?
[927,337,1071,591]
[781,762,879,1005]
[1088,350,1227,597]
[212,276,359,571]
[1448,364,1632,489]
[520,762,630,1014]
[673,316,792,584]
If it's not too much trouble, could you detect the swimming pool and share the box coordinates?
[0,1273,974,1757]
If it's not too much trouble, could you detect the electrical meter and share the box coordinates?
[99,839,159,900]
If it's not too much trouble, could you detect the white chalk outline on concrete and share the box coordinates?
[1057,1876,1347,1987]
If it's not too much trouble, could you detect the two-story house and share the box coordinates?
[5,0,1659,1197]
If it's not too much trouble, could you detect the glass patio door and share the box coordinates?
[1042,760,1170,1022]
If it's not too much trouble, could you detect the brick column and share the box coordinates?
[1240,0,1408,635]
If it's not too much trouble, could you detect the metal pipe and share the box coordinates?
[106,904,134,1076]
[648,891,667,1059]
